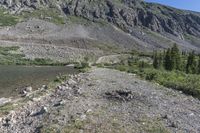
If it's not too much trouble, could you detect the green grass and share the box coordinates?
[74,62,91,72]
[0,8,20,26]
[19,8,65,25]
[0,7,65,26]
[137,68,200,98]
[100,54,200,99]
[0,46,65,65]
[0,103,14,116]
[66,16,91,25]
[137,117,170,133]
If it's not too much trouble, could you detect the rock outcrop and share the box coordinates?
[0,0,200,53]
[1,0,200,39]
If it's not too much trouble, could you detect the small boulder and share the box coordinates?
[54,100,66,107]
[25,86,32,92]
[31,106,48,116]
[40,106,48,114]
[42,85,48,90]
[74,87,82,95]
[57,85,62,90]
[20,90,28,97]
[2,118,11,127]
[67,79,77,86]
[86,109,92,114]
[0,98,11,106]
[80,114,87,121]
[171,121,179,128]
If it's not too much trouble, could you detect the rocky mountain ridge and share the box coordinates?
[1,0,200,38]
[0,0,200,53]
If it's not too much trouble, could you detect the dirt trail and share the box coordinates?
[0,68,200,133]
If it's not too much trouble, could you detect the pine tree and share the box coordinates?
[153,51,159,69]
[170,44,181,70]
[139,61,145,68]
[164,48,172,70]
[197,55,200,74]
[186,51,197,74]
[158,53,163,68]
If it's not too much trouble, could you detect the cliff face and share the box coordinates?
[61,0,200,39]
[1,0,200,51]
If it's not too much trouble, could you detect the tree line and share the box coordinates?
[153,44,200,74]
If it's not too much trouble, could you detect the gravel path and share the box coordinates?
[0,68,200,133]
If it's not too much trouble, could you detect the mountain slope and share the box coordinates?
[0,0,200,61]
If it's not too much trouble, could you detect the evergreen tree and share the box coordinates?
[186,51,197,74]
[164,48,172,70]
[197,55,200,74]
[158,53,163,68]
[170,44,181,70]
[139,61,145,68]
[153,51,159,69]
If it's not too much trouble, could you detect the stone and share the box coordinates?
[42,85,48,90]
[32,97,41,102]
[74,87,82,95]
[171,121,179,128]
[80,114,87,121]
[2,118,11,127]
[0,98,11,106]
[59,100,66,105]
[67,79,77,86]
[25,86,32,92]
[40,106,48,114]
[189,113,195,117]
[57,86,62,90]
[86,109,92,114]
[54,100,66,107]
[20,90,28,97]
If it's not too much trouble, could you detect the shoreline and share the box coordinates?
[0,71,81,115]
[1,68,200,132]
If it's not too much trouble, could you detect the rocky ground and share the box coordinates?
[0,18,146,62]
[0,68,200,133]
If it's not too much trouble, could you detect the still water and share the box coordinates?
[0,66,77,98]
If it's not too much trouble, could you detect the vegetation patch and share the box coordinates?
[99,44,200,99]
[0,8,19,26]
[0,46,66,65]
[74,62,91,72]
[19,8,65,25]
[137,117,170,133]
[0,103,14,116]
[0,7,65,26]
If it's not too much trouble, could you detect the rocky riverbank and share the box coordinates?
[0,68,200,132]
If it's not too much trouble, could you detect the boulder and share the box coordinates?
[40,106,48,114]
[67,79,77,86]
[42,85,48,90]
[0,98,11,106]
[25,86,32,92]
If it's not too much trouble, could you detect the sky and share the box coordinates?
[145,0,200,12]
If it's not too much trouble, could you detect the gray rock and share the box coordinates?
[40,106,48,114]
[0,98,11,106]
[1,0,200,41]
[42,85,48,90]
[67,79,77,86]
[25,86,32,92]
[171,121,179,128]
[54,100,66,107]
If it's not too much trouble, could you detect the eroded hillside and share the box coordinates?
[0,0,200,52]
